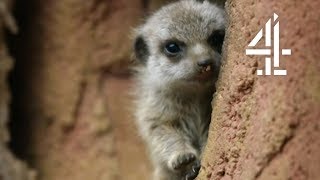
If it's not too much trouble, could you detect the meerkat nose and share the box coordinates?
[197,59,213,68]
[198,59,213,73]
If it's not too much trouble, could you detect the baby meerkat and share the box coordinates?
[133,0,226,179]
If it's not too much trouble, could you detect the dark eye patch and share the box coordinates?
[134,35,149,64]
[207,30,225,54]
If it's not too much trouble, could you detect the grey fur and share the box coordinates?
[133,1,226,179]
[195,0,205,3]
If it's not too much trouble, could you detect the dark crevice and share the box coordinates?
[6,0,35,163]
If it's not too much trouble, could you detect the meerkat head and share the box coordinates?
[134,0,226,90]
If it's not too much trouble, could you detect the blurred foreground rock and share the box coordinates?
[8,0,165,179]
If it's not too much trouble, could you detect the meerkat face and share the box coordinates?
[134,0,226,89]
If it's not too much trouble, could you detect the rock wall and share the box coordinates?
[198,0,320,180]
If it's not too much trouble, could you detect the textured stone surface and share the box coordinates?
[198,0,320,180]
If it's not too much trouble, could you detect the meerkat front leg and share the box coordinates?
[148,124,201,180]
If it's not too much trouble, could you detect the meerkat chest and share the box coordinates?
[174,100,211,130]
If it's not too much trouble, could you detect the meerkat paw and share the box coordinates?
[185,160,201,180]
[168,152,201,180]
[170,153,196,170]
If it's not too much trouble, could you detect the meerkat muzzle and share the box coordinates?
[196,64,214,82]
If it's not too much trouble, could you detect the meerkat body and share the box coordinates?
[133,0,226,179]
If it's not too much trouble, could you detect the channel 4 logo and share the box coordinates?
[246,13,291,76]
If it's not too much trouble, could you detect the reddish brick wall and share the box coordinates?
[198,0,320,179]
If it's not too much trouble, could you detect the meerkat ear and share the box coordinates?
[133,35,149,64]
[195,0,205,3]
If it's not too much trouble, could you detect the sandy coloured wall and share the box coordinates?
[198,0,320,179]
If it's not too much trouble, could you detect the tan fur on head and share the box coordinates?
[133,0,226,179]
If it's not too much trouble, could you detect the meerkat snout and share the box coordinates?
[197,59,213,68]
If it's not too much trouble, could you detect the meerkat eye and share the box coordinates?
[208,30,225,53]
[164,42,182,57]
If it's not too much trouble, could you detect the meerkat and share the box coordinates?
[132,0,226,179]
